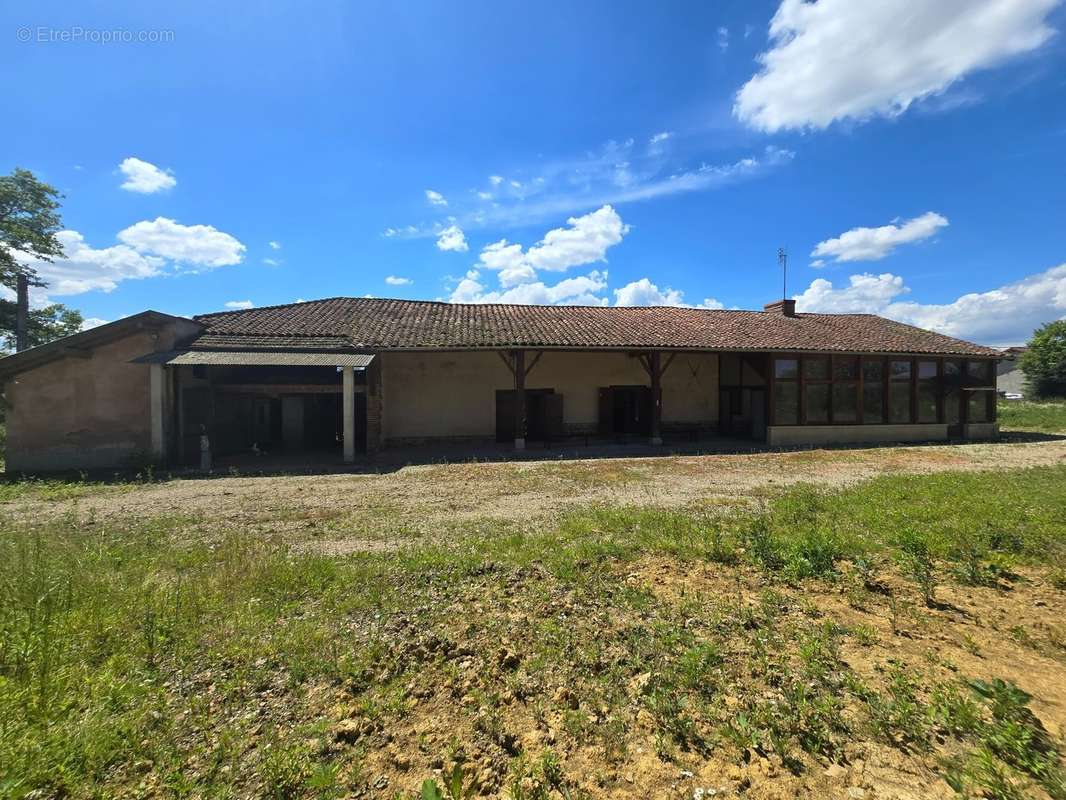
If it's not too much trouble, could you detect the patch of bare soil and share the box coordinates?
[245,557,1066,800]
[6,439,1066,546]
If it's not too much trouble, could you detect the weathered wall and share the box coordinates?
[380,349,719,441]
[766,424,949,447]
[4,321,199,472]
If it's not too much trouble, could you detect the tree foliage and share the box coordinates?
[1020,320,1066,399]
[0,301,83,352]
[0,167,65,289]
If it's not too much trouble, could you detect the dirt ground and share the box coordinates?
[7,437,1066,545]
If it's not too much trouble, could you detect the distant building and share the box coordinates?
[997,347,1028,397]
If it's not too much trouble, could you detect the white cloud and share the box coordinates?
[436,225,469,252]
[489,175,504,186]
[268,240,282,250]
[794,264,1066,346]
[262,257,281,266]
[15,230,165,296]
[614,277,724,309]
[117,217,246,268]
[118,157,176,193]
[425,189,448,207]
[649,131,672,145]
[735,0,1059,132]
[717,26,730,51]
[385,275,413,286]
[224,300,254,310]
[450,269,609,306]
[812,212,949,263]
[80,317,108,331]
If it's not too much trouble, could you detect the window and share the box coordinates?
[863,359,884,424]
[773,358,799,424]
[943,361,962,425]
[833,357,859,423]
[917,360,939,423]
[774,381,799,424]
[966,360,994,423]
[806,383,830,423]
[889,360,912,423]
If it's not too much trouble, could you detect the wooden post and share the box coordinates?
[513,349,526,450]
[150,363,166,462]
[649,351,662,445]
[342,365,355,462]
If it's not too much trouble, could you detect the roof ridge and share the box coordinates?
[194,296,354,320]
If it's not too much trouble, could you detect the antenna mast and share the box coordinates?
[778,247,787,300]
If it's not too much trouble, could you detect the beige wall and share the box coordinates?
[767,424,949,447]
[4,320,199,472]
[380,349,720,441]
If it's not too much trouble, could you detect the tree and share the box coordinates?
[0,301,83,352]
[1020,320,1066,399]
[0,168,66,351]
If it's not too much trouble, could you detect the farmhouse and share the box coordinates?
[0,297,1001,472]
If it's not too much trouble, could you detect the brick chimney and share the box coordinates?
[763,298,797,317]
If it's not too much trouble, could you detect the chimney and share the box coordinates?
[763,298,796,317]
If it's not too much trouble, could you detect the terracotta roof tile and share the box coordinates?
[192,298,999,357]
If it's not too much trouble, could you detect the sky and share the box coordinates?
[3,0,1066,347]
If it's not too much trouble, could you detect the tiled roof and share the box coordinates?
[192,298,1000,357]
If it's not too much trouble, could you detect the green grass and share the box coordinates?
[1,466,1065,798]
[998,398,1066,433]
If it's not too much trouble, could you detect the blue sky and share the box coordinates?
[3,0,1066,346]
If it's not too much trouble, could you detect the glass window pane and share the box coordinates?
[889,382,912,423]
[890,360,912,381]
[967,360,992,384]
[918,360,938,380]
[805,357,830,381]
[944,360,963,391]
[806,383,830,423]
[944,390,961,425]
[863,384,884,424]
[833,382,858,423]
[918,386,938,423]
[775,359,798,380]
[968,391,990,423]
[834,357,859,381]
[863,359,884,383]
[774,382,798,424]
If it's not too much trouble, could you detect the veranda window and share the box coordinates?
[888,360,913,423]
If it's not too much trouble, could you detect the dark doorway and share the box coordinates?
[598,386,652,437]
[495,389,562,442]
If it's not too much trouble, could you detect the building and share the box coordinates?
[997,346,1028,397]
[0,297,1001,472]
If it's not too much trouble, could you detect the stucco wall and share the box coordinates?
[380,350,719,441]
[4,320,198,472]
[767,424,949,447]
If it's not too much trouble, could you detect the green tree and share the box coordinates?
[0,168,66,351]
[0,301,83,352]
[1020,320,1066,399]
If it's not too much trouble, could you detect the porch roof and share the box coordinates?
[135,350,375,368]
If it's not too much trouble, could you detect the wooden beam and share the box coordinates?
[212,383,353,395]
[649,351,662,445]
[497,350,515,376]
[513,350,526,450]
[635,353,652,379]
[524,350,544,379]
[661,352,678,378]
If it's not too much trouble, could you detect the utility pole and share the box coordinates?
[15,273,29,352]
[777,247,787,300]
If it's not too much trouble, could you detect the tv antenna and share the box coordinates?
[777,247,787,300]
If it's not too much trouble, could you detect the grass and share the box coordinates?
[1,466,1065,798]
[998,398,1066,433]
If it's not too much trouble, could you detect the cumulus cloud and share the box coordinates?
[224,300,254,310]
[268,240,282,250]
[385,275,413,286]
[450,269,609,306]
[811,212,949,264]
[436,225,469,252]
[118,157,177,193]
[117,217,246,268]
[425,189,448,207]
[735,0,1059,132]
[80,317,108,331]
[15,230,165,296]
[614,278,724,309]
[794,264,1066,346]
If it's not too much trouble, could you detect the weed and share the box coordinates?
[897,530,937,607]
